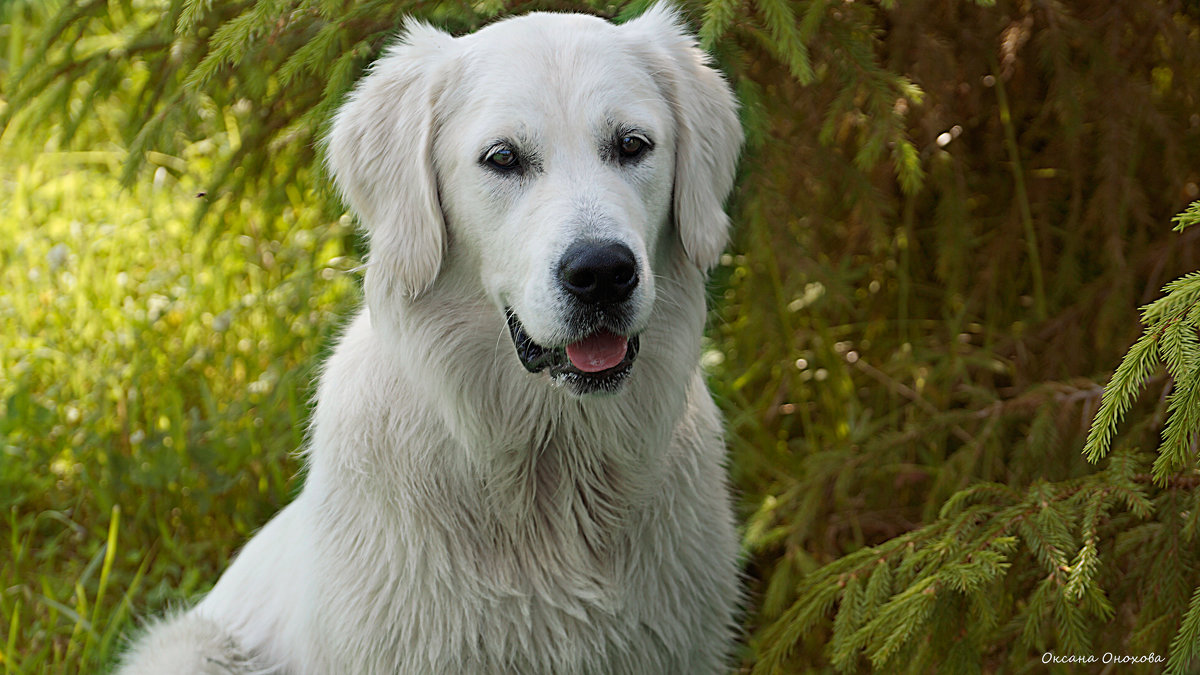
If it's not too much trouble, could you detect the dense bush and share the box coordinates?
[3,0,1200,672]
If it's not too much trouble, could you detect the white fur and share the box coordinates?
[117,5,743,674]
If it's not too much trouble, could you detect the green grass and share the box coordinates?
[0,145,358,673]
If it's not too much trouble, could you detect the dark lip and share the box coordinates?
[504,309,640,385]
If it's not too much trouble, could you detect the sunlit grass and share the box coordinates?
[0,146,359,673]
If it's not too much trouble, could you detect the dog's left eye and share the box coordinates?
[617,134,650,160]
[484,146,521,171]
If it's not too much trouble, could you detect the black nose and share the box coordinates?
[558,241,639,305]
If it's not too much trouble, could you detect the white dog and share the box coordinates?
[118,5,742,673]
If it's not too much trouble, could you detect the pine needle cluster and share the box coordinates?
[1085,221,1200,484]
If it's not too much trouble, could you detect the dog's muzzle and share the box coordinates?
[505,240,643,395]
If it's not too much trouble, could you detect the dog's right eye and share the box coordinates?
[484,146,521,171]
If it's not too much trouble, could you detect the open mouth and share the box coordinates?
[505,309,640,394]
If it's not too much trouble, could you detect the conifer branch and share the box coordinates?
[1166,583,1200,674]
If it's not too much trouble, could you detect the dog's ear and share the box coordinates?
[326,21,455,302]
[624,5,743,271]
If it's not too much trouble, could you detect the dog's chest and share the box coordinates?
[310,468,737,674]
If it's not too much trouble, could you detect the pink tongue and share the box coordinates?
[565,330,629,373]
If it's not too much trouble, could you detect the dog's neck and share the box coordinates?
[395,288,692,514]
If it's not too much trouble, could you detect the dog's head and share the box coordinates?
[326,5,741,396]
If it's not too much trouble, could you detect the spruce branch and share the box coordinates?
[1165,583,1200,675]
[1085,221,1200,483]
[1171,200,1200,233]
[1085,331,1166,463]
[752,0,815,85]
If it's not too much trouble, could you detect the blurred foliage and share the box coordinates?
[3,0,1200,673]
[712,2,1200,672]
